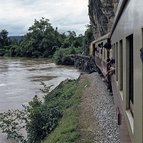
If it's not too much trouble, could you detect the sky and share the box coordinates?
[0,0,89,36]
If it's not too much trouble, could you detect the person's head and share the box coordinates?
[110,58,115,65]
[107,62,111,69]
[104,38,111,49]
[106,58,110,63]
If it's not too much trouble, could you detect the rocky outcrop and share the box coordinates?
[88,0,119,39]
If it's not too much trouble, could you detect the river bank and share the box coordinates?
[42,76,89,143]
[0,58,80,143]
[0,58,120,143]
[0,73,87,143]
[43,72,120,143]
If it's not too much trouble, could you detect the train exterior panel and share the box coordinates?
[90,0,143,142]
[111,0,143,143]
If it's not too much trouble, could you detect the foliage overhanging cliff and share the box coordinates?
[88,0,119,39]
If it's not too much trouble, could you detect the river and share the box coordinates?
[0,58,80,143]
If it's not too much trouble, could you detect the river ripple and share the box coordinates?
[0,58,80,143]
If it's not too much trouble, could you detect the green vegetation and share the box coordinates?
[26,96,62,143]
[0,18,94,65]
[53,46,82,65]
[42,78,89,143]
[0,18,85,65]
[53,31,83,65]
[84,25,94,45]
[0,95,62,143]
[0,15,94,143]
[0,18,66,58]
[0,77,88,143]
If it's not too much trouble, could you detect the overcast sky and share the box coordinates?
[0,0,89,36]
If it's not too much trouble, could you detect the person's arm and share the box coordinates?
[108,67,115,76]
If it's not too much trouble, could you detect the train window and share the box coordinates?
[112,44,115,59]
[126,34,134,116]
[93,43,95,57]
[115,42,118,81]
[103,48,105,59]
[119,40,123,90]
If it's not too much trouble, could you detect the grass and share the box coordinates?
[42,77,89,143]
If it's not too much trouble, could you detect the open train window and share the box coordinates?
[126,34,134,116]
[93,43,96,57]
[112,44,115,59]
[119,40,123,91]
[102,46,105,60]
[115,42,118,81]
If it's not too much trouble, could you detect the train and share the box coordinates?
[89,0,143,143]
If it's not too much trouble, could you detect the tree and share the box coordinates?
[0,29,10,48]
[61,31,79,48]
[0,18,84,60]
[84,25,94,45]
[20,18,64,57]
[83,25,94,55]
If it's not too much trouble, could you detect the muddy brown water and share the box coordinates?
[0,58,80,143]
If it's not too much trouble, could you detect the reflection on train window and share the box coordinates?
[126,34,134,116]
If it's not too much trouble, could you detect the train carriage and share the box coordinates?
[90,0,143,143]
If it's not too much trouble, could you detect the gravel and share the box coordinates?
[80,72,120,143]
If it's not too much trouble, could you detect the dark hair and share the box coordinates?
[106,58,110,63]
[107,38,110,43]
[107,62,111,66]
[110,58,115,64]
[104,38,111,49]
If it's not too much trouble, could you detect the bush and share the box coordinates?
[0,80,83,143]
[0,95,62,143]
[53,49,63,64]
[32,50,42,58]
[0,49,6,56]
[61,56,74,65]
[27,105,62,143]
[53,46,82,65]
[25,95,62,143]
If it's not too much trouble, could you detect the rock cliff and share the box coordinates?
[88,0,119,39]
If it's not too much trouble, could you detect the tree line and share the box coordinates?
[0,17,94,65]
